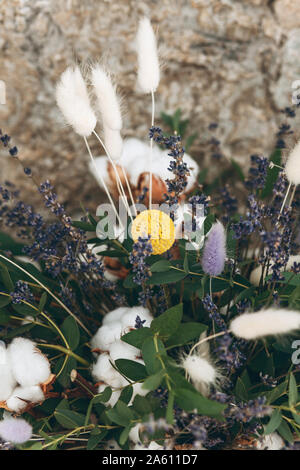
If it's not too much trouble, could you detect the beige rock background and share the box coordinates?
[0,0,300,213]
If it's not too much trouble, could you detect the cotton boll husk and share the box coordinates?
[230,309,300,340]
[102,306,130,326]
[256,432,284,450]
[202,221,226,276]
[91,65,122,131]
[109,341,140,362]
[285,140,300,185]
[0,342,17,402]
[91,323,122,351]
[56,66,96,137]
[103,127,123,161]
[250,255,300,286]
[0,417,32,444]
[6,386,45,413]
[136,17,160,94]
[98,384,121,408]
[8,338,50,387]
[92,353,126,388]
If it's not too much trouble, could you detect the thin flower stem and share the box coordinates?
[83,137,123,229]
[279,181,292,216]
[36,343,89,366]
[149,90,155,209]
[0,254,91,336]
[188,330,228,357]
[92,130,133,222]
[288,184,296,208]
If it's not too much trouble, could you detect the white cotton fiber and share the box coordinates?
[0,342,17,402]
[109,340,140,362]
[8,338,51,387]
[102,307,130,326]
[129,423,142,444]
[6,386,44,413]
[256,432,284,451]
[56,66,96,137]
[230,309,300,340]
[134,441,163,450]
[92,353,126,388]
[129,383,149,406]
[91,323,122,351]
[121,306,153,332]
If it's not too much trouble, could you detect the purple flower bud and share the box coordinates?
[202,222,226,276]
[0,418,32,444]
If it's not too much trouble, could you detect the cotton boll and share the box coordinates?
[256,432,284,450]
[103,127,123,161]
[109,341,140,362]
[8,338,51,387]
[102,306,130,326]
[56,66,96,137]
[92,353,126,388]
[230,309,300,340]
[0,342,17,402]
[91,323,122,351]
[0,417,32,444]
[91,65,122,131]
[6,386,44,413]
[285,140,300,185]
[129,383,149,406]
[250,255,300,286]
[121,306,153,332]
[136,17,160,94]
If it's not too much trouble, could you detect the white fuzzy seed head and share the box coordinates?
[103,126,123,161]
[8,338,51,387]
[182,354,217,386]
[0,342,17,402]
[136,17,160,94]
[230,309,300,340]
[285,140,300,185]
[91,65,122,130]
[56,66,97,137]
[6,386,44,413]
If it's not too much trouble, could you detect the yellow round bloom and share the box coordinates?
[131,210,175,255]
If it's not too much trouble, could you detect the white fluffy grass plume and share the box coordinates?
[91,65,122,130]
[285,140,300,185]
[136,17,160,93]
[56,66,96,137]
[230,309,300,340]
[8,337,51,387]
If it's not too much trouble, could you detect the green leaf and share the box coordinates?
[148,270,186,285]
[0,296,11,308]
[265,380,287,405]
[150,303,183,339]
[277,420,294,444]
[121,327,152,349]
[38,292,47,313]
[142,370,165,391]
[54,409,85,429]
[106,400,135,426]
[150,260,172,273]
[264,409,282,435]
[261,149,281,199]
[72,221,95,231]
[61,316,80,350]
[174,388,226,418]
[87,430,108,450]
[115,359,147,381]
[142,336,166,375]
[289,373,298,408]
[166,392,175,425]
[0,262,14,291]
[165,322,207,349]
[119,426,131,446]
[234,377,248,401]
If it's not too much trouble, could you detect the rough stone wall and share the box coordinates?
[0,0,300,212]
